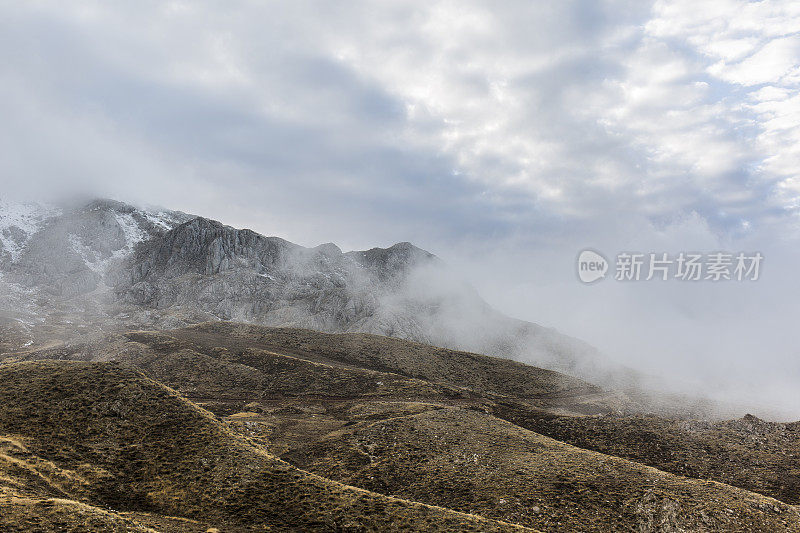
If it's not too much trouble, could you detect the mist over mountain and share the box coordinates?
[0,197,652,395]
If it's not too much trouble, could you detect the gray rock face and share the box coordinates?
[128,217,298,280]
[346,242,439,282]
[116,217,430,332]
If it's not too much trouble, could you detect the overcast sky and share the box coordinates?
[2,1,800,415]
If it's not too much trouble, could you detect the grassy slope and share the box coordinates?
[0,361,531,532]
[18,323,800,508]
[489,404,800,505]
[0,496,159,533]
[166,323,800,510]
[119,330,462,404]
[285,407,800,532]
[169,322,621,412]
[7,322,800,531]
[120,324,800,511]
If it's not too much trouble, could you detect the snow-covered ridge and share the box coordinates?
[0,198,61,262]
[70,209,155,273]
[0,199,192,280]
[68,202,192,274]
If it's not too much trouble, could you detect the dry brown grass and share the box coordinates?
[286,407,800,532]
[0,360,532,532]
[6,322,800,531]
[0,494,159,532]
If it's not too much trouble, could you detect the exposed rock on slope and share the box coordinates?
[7,199,191,297]
[0,199,61,265]
[119,217,376,329]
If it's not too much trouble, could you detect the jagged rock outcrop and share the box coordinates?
[128,217,299,279]
[116,217,437,332]
[346,241,439,281]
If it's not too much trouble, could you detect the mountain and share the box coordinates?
[0,197,630,392]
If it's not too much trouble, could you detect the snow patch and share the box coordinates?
[68,211,150,274]
[68,234,107,274]
[113,211,148,248]
[144,211,174,230]
[0,199,60,262]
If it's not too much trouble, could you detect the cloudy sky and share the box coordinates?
[2,1,800,415]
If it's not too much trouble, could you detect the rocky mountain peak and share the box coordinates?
[346,241,438,281]
[313,242,343,257]
[128,216,299,281]
[1,198,191,296]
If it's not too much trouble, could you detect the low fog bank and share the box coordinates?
[431,214,800,421]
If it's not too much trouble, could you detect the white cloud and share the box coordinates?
[710,36,800,86]
[2,0,797,237]
[643,0,800,218]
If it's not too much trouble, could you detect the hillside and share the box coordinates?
[286,407,800,532]
[11,321,629,415]
[490,406,800,505]
[0,360,530,532]
[5,323,800,531]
